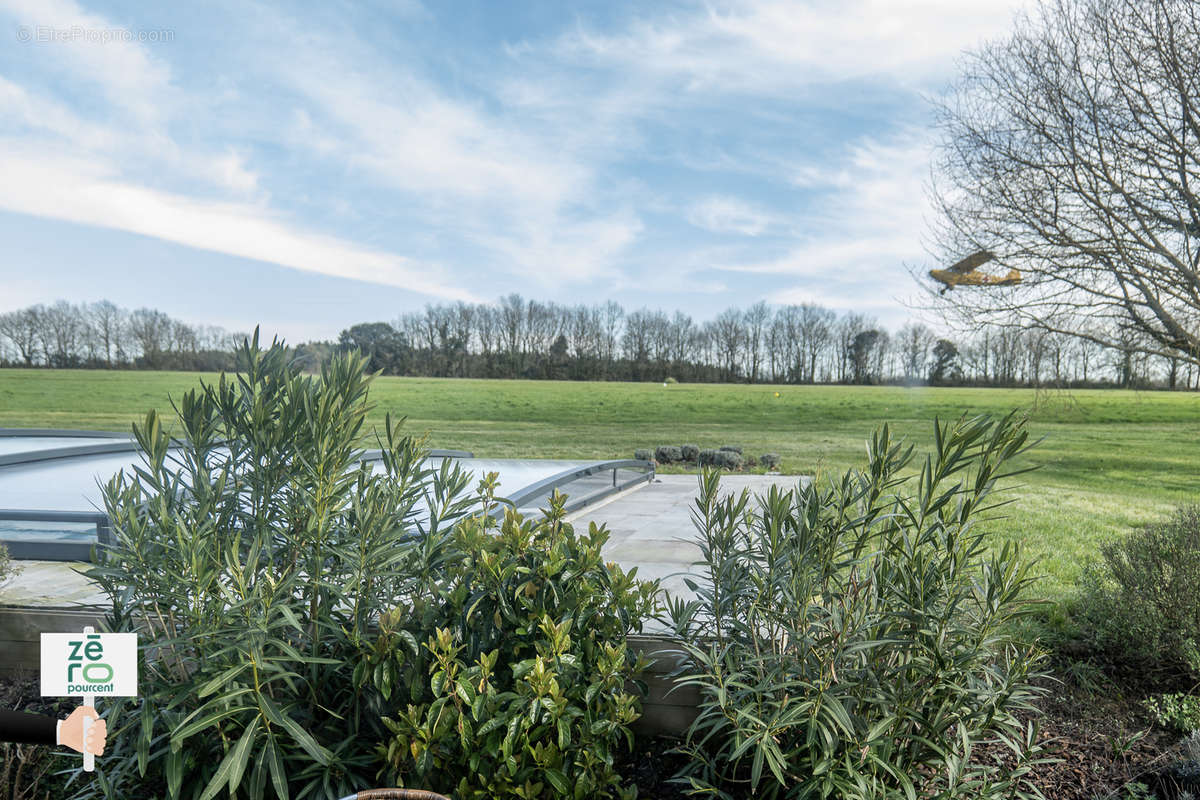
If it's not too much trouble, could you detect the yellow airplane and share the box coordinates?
[929,250,1021,294]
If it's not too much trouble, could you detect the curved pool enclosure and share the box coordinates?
[0,429,654,561]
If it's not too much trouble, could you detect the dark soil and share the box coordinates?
[616,736,690,800]
[0,671,75,800]
[619,677,1195,800]
[1008,677,1184,799]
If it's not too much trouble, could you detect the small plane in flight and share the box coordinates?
[929,250,1022,294]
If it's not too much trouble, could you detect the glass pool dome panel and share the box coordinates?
[0,431,653,561]
[0,437,128,456]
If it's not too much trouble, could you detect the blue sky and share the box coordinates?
[0,0,1025,341]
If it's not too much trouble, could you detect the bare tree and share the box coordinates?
[450,302,475,377]
[599,301,623,378]
[498,294,525,374]
[475,305,498,376]
[567,305,597,362]
[40,300,85,367]
[622,309,654,378]
[897,323,935,384]
[929,0,1200,364]
[711,308,744,381]
[795,304,835,383]
[0,306,43,365]
[743,301,770,382]
[834,313,871,383]
[128,308,173,367]
[667,311,695,371]
[766,311,789,382]
[1073,334,1104,383]
[88,300,126,366]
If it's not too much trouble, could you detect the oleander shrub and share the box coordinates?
[698,449,718,467]
[634,448,652,462]
[681,444,700,463]
[668,414,1048,800]
[760,453,781,470]
[718,445,743,455]
[371,490,659,800]
[84,335,485,800]
[1077,505,1200,681]
[656,445,683,464]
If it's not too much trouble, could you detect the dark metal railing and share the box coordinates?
[0,441,149,469]
[0,510,110,562]
[0,428,130,438]
[491,459,655,518]
[0,429,474,471]
[362,449,475,461]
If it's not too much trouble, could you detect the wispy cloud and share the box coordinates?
[273,29,648,285]
[548,0,1023,93]
[0,0,174,124]
[0,0,483,303]
[0,145,480,300]
[713,130,935,320]
[687,196,776,236]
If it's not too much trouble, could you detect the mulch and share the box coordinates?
[1001,678,1184,799]
[619,675,1196,800]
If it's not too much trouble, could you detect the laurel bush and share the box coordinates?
[372,489,659,800]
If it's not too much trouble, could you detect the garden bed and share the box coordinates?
[615,677,1191,800]
[2,667,1190,800]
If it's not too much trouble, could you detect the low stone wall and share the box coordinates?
[628,633,698,736]
[0,605,106,675]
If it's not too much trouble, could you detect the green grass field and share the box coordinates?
[2,368,1197,607]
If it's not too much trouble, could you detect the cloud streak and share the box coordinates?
[0,146,481,301]
[547,0,1024,93]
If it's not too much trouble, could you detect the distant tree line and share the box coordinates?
[0,300,245,370]
[2,295,1194,389]
[328,295,1194,389]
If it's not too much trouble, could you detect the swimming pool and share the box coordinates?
[0,429,653,560]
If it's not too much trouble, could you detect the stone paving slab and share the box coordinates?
[0,560,105,607]
[568,473,810,616]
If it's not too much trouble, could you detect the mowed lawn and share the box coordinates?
[1,368,1197,606]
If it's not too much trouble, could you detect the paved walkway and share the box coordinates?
[568,473,809,604]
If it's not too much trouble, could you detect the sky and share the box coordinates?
[0,0,1028,342]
